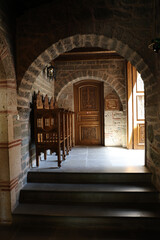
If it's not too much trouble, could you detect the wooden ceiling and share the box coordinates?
[54,47,124,62]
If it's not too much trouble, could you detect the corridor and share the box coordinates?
[32,146,146,173]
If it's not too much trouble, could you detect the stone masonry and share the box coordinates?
[58,81,126,147]
[1,0,160,224]
[56,58,126,147]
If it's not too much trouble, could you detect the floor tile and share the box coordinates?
[31,146,146,173]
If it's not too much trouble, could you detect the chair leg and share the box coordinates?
[36,154,39,167]
[44,150,47,160]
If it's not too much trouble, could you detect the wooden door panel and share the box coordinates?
[80,125,100,144]
[78,114,99,122]
[74,81,103,145]
[133,70,145,149]
[127,62,145,149]
[80,86,98,111]
[137,123,145,145]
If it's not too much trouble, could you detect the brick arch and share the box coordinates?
[18,34,156,110]
[17,34,160,190]
[56,75,125,111]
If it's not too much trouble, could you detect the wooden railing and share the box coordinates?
[34,91,74,167]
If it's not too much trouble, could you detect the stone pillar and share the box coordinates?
[0,53,21,223]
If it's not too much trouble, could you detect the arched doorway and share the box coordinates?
[18,34,156,181]
[74,80,104,146]
[31,49,145,170]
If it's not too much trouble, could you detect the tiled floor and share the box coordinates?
[31,146,147,173]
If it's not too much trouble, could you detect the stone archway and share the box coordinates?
[18,34,155,109]
[18,34,160,190]
[57,76,126,147]
[56,75,125,111]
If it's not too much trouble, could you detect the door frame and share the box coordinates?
[74,80,104,146]
[127,62,145,149]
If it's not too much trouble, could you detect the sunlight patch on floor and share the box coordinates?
[31,146,146,173]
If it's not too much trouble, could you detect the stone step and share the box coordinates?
[19,182,158,204]
[13,203,160,231]
[27,171,152,184]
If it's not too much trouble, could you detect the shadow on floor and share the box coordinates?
[0,224,159,240]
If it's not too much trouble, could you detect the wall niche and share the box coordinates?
[105,92,122,111]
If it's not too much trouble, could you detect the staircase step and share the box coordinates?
[21,182,156,192]
[13,203,160,231]
[27,171,152,184]
[19,182,158,204]
[14,203,160,218]
[15,169,160,231]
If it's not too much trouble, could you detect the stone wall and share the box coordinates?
[58,81,126,147]
[31,72,54,101]
[17,71,55,179]
[104,84,126,147]
[30,72,55,166]
[57,58,126,147]
[16,31,160,194]
[0,4,20,223]
[1,0,160,225]
[55,58,126,101]
[16,0,155,86]
[105,111,125,146]
[58,84,74,111]
[147,54,160,189]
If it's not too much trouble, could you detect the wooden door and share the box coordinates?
[74,80,104,145]
[133,70,145,149]
[127,62,145,149]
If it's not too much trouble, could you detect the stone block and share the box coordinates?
[0,191,12,223]
[18,107,30,120]
[149,76,157,85]
[21,138,29,147]
[22,152,29,162]
[41,51,52,63]
[141,67,152,79]
[155,135,160,142]
[21,81,33,90]
[22,162,27,170]
[21,130,29,139]
[0,149,10,181]
[2,55,15,79]
[17,99,29,107]
[22,72,34,84]
[147,94,158,106]
[21,123,28,130]
[123,47,133,60]
[27,66,39,78]
[150,147,160,167]
[34,58,46,69]
[55,41,66,55]
[13,126,21,139]
[0,114,8,142]
[72,35,80,48]
[9,145,21,181]
[148,125,154,143]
